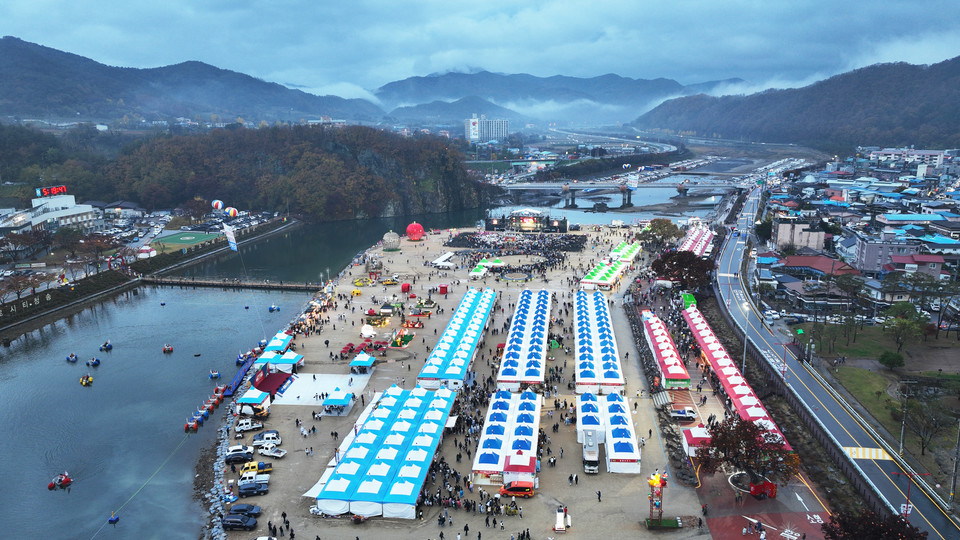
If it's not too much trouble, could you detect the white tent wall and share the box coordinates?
[349,501,383,517]
[315,498,350,515]
[382,503,416,519]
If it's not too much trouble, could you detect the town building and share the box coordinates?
[851,230,920,278]
[465,114,509,143]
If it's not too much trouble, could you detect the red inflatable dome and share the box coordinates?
[406,222,425,241]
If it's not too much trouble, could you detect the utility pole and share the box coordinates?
[898,380,917,456]
[951,418,960,503]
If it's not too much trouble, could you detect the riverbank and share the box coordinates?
[0,217,300,343]
[209,225,706,540]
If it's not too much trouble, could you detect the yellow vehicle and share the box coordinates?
[351,289,362,296]
[381,278,398,286]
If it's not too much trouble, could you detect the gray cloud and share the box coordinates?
[2,0,958,98]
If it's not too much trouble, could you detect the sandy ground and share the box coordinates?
[221,227,711,540]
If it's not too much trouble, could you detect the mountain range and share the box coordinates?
[0,36,737,127]
[634,56,960,151]
[3,36,958,150]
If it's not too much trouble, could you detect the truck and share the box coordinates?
[235,418,264,433]
[238,461,273,475]
[582,429,600,474]
[238,472,270,485]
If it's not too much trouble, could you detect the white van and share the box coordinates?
[239,472,270,485]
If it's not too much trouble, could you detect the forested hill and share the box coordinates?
[106,126,491,220]
[633,57,960,151]
[1,123,492,221]
[0,36,383,122]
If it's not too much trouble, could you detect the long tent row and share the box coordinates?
[680,306,792,451]
[639,310,691,389]
[603,393,642,473]
[609,241,642,263]
[312,385,457,519]
[579,260,627,290]
[574,291,625,394]
[496,289,553,391]
[677,227,715,257]
[417,288,496,390]
[471,389,542,486]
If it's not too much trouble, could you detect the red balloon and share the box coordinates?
[406,222,425,241]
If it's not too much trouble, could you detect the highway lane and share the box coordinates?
[716,188,960,538]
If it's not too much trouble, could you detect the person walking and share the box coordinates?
[597,490,602,502]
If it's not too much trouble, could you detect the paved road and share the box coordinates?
[716,188,960,539]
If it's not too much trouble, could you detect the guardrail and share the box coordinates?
[715,279,895,514]
[804,363,952,513]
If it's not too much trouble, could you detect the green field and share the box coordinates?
[151,231,221,248]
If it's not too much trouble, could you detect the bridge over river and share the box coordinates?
[502,178,745,207]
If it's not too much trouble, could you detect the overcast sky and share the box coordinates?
[3,0,959,103]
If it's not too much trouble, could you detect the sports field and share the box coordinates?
[151,231,222,248]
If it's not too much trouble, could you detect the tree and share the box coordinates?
[906,399,951,456]
[650,250,715,289]
[694,418,800,485]
[821,509,927,539]
[878,351,904,370]
[754,218,772,243]
[3,273,45,300]
[181,197,210,223]
[53,227,84,258]
[637,218,682,246]
[883,302,927,353]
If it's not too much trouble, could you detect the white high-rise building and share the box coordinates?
[465,114,509,143]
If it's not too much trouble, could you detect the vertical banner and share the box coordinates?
[223,224,238,251]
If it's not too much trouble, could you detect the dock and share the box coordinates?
[140,276,322,293]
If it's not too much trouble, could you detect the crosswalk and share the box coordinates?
[844,446,893,460]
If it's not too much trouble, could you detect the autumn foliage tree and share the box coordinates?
[821,509,927,540]
[694,418,800,485]
[650,250,715,289]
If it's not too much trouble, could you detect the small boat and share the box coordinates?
[48,472,72,490]
[86,358,101,367]
[80,374,93,386]
[268,304,279,312]
[99,341,113,352]
[66,354,78,363]
[209,370,221,379]
[160,301,166,306]
[193,353,201,357]
[162,345,173,354]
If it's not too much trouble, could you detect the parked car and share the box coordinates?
[669,407,697,421]
[225,452,253,465]
[238,482,269,498]
[259,443,287,459]
[221,514,257,530]
[227,503,261,517]
[227,445,253,455]
[252,430,281,447]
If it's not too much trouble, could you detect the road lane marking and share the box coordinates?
[844,447,892,460]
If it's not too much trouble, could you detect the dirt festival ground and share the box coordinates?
[212,227,830,540]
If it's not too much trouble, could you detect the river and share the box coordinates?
[1,196,710,538]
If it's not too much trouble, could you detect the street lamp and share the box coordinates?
[742,302,750,372]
